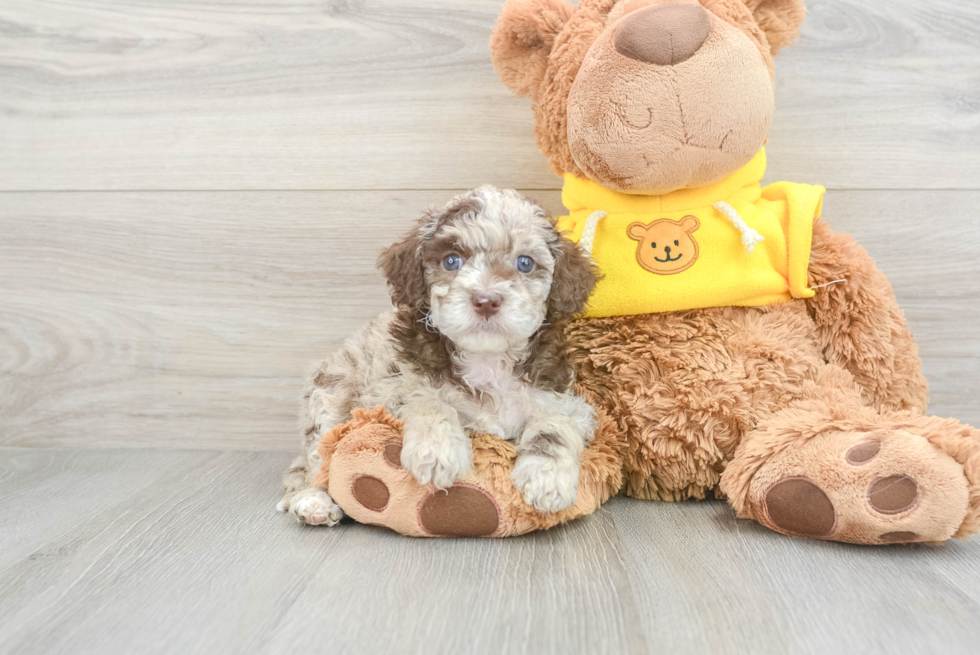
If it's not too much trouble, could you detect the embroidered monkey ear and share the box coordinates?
[680,216,700,232]
[491,0,575,99]
[627,222,648,241]
[742,0,807,55]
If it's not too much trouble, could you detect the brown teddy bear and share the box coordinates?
[312,0,980,544]
[490,0,980,544]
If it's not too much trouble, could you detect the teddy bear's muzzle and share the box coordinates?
[614,2,712,66]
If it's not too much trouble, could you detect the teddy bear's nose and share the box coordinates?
[614,2,712,66]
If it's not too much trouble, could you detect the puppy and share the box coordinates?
[278,186,598,526]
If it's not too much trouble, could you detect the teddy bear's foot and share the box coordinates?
[324,419,501,537]
[726,427,975,544]
[336,438,503,537]
[315,406,624,538]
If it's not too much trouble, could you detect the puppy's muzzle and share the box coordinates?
[471,291,503,318]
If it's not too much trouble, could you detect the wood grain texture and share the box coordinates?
[0,448,647,655]
[1,447,979,655]
[610,494,980,655]
[2,2,978,652]
[2,189,977,450]
[0,0,978,191]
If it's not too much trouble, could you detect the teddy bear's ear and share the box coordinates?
[490,0,576,99]
[743,0,807,55]
[680,215,700,232]
[627,223,648,241]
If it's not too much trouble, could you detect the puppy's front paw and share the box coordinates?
[286,487,344,526]
[512,455,579,514]
[401,424,473,489]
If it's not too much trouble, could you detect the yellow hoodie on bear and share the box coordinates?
[556,149,825,318]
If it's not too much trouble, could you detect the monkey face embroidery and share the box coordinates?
[627,216,700,275]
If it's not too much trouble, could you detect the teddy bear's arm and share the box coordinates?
[805,216,929,414]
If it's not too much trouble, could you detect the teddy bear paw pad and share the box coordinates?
[418,485,500,537]
[351,475,390,512]
[763,477,836,537]
[326,427,505,538]
[867,475,919,514]
[753,429,970,544]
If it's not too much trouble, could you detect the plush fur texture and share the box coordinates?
[316,404,625,537]
[491,0,803,188]
[281,0,980,544]
[491,0,576,99]
[566,1,774,193]
[487,0,980,544]
[279,186,601,524]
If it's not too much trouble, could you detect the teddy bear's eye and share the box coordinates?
[651,242,657,248]
[674,240,679,246]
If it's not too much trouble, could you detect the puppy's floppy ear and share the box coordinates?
[491,0,575,99]
[742,0,807,55]
[377,219,427,310]
[548,233,598,319]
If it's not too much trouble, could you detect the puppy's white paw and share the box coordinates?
[401,425,473,489]
[287,488,344,526]
[512,454,579,514]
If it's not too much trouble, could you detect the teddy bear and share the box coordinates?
[310,0,980,544]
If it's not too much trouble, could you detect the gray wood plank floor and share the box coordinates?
[2,0,979,652]
[1,448,979,655]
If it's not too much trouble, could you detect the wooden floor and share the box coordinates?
[2,0,980,653]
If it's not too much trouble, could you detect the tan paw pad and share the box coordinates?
[383,441,403,468]
[868,475,919,514]
[750,429,969,544]
[418,484,500,537]
[845,441,880,465]
[327,424,506,537]
[351,475,390,512]
[763,477,837,537]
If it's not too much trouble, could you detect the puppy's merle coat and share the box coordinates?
[279,186,598,525]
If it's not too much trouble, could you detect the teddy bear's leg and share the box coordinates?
[316,407,623,537]
[720,366,980,544]
[565,306,830,502]
[806,216,929,413]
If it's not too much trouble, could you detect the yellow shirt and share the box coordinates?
[557,149,825,318]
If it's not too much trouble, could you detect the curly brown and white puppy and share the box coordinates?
[277,186,599,526]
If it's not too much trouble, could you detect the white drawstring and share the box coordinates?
[579,210,607,257]
[713,201,764,254]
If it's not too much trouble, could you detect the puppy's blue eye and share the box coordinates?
[515,256,534,273]
[443,254,462,271]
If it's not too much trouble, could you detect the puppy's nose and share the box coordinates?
[471,292,503,318]
[614,3,712,66]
